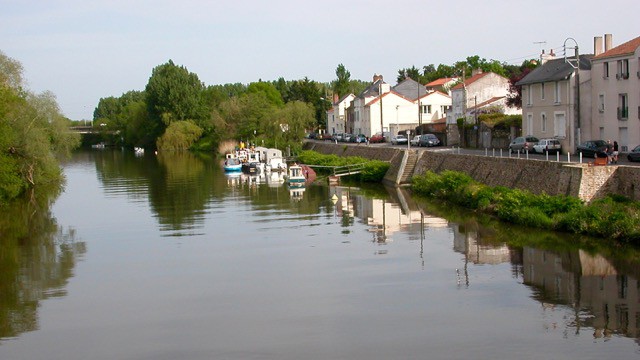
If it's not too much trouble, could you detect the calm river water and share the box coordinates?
[1,150,640,359]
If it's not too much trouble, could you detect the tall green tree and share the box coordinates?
[144,60,207,147]
[333,64,351,98]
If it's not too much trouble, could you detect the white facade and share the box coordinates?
[327,94,355,135]
[590,36,640,152]
[447,72,516,125]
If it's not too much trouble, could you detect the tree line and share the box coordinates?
[0,51,80,203]
[92,57,535,152]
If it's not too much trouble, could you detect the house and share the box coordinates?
[447,70,518,145]
[516,50,593,153]
[590,34,640,152]
[351,74,418,138]
[327,93,355,135]
[425,77,458,95]
[394,77,452,128]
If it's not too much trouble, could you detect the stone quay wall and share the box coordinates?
[302,142,640,202]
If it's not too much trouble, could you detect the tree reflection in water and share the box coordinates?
[0,187,85,340]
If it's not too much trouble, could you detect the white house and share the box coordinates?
[327,93,355,135]
[590,34,640,152]
[448,70,516,126]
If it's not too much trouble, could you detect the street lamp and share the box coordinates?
[396,105,399,135]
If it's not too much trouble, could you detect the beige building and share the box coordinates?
[590,35,640,152]
[516,53,593,153]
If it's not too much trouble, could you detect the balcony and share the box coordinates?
[617,107,629,120]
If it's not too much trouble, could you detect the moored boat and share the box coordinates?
[286,164,315,188]
[223,157,242,172]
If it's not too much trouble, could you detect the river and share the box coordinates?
[1,149,639,360]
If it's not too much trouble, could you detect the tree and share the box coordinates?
[333,64,351,98]
[506,60,538,109]
[0,51,80,202]
[247,81,284,108]
[156,120,204,151]
[145,60,207,147]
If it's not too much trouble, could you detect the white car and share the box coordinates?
[533,138,562,154]
[391,135,408,145]
[410,136,421,146]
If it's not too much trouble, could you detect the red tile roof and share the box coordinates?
[451,72,491,90]
[426,77,455,86]
[594,36,640,59]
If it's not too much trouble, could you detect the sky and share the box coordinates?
[2,0,638,121]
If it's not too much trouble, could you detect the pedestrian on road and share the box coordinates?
[613,141,619,164]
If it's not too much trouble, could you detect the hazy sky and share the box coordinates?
[2,0,638,120]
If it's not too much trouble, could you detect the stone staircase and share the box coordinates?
[398,151,419,185]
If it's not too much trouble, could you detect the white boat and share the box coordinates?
[287,164,307,188]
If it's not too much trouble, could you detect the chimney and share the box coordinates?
[594,36,603,56]
[541,49,556,64]
[373,74,383,82]
[604,33,613,52]
[333,93,339,104]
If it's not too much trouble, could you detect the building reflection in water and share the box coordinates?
[330,183,640,340]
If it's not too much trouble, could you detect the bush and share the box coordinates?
[411,170,640,244]
[296,150,389,182]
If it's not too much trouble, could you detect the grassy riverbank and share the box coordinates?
[297,150,390,182]
[412,170,640,244]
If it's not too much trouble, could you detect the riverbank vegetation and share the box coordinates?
[296,150,389,182]
[412,170,640,244]
[0,51,80,203]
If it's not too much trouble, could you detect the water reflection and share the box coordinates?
[74,150,640,344]
[0,189,84,341]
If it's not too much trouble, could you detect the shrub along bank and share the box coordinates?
[297,150,390,183]
[412,170,640,244]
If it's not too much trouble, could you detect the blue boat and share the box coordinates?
[223,157,242,172]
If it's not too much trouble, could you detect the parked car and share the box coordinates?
[352,134,367,143]
[509,136,539,153]
[369,133,385,143]
[319,133,334,141]
[410,135,421,147]
[576,140,608,158]
[391,134,408,145]
[342,133,353,142]
[533,138,562,154]
[332,133,344,142]
[628,145,640,162]
[418,134,441,147]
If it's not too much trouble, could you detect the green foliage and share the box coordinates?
[247,81,284,108]
[333,64,351,98]
[411,170,640,244]
[296,150,389,182]
[0,52,80,202]
[156,120,204,151]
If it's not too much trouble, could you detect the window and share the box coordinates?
[420,104,430,114]
[554,112,566,138]
[527,85,533,106]
[527,113,533,134]
[540,83,545,100]
[603,62,609,78]
[541,113,547,132]
[617,59,629,79]
[598,94,605,112]
[618,93,628,119]
[554,82,561,104]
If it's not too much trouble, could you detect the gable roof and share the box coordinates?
[365,90,414,107]
[392,78,424,100]
[357,79,386,98]
[426,77,456,87]
[516,55,592,86]
[594,36,640,60]
[451,72,492,90]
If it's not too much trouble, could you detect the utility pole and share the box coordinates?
[417,80,422,135]
[379,82,384,139]
[564,38,580,151]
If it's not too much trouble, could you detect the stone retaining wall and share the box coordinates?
[303,141,640,202]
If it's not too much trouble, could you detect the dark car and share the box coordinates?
[418,134,441,147]
[628,145,640,162]
[576,140,608,158]
[509,136,539,153]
